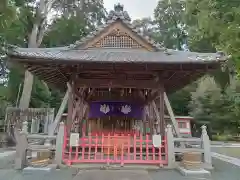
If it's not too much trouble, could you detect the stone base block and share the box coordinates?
[22,164,57,175]
[176,165,211,178]
[202,163,214,170]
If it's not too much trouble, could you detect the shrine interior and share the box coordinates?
[73,87,154,136]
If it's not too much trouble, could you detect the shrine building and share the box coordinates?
[7,4,226,166]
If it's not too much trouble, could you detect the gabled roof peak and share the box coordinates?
[107,3,131,23]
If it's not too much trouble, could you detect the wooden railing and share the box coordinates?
[62,130,168,166]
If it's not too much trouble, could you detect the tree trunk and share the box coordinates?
[19,71,33,108]
[18,8,44,109]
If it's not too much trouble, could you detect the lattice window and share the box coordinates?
[92,28,143,48]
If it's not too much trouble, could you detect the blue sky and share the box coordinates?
[103,0,158,20]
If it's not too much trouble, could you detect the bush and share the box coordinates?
[212,134,232,141]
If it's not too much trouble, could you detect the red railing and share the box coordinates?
[90,130,143,136]
[62,127,168,166]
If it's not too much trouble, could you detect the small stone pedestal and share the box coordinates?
[177,152,211,178]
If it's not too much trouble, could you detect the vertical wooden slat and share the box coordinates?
[101,133,104,160]
[75,139,79,161]
[127,134,130,160]
[140,134,143,160]
[146,134,149,160]
[133,133,136,161]
[88,135,91,160]
[148,104,154,135]
[107,133,110,163]
[95,134,98,160]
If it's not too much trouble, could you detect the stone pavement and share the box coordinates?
[0,168,78,180]
[211,158,240,180]
[0,158,238,180]
[73,170,152,180]
[0,149,239,180]
[149,158,240,180]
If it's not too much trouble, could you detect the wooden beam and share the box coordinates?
[164,92,180,137]
[48,87,69,136]
[75,78,159,89]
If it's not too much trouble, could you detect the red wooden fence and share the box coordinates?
[62,127,168,166]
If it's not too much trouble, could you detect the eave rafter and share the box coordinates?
[75,78,158,89]
[16,59,221,93]
[146,70,203,102]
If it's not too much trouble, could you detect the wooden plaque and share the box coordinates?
[152,134,162,148]
[70,133,79,147]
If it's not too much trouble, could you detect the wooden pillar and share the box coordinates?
[159,86,165,136]
[71,86,87,136]
[66,82,74,135]
[48,89,69,136]
[143,106,147,135]
[76,100,84,135]
[148,104,154,135]
[151,86,165,136]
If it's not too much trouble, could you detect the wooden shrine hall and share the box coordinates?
[7,4,226,166]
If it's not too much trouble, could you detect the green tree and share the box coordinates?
[154,0,186,50]
[190,77,240,134]
[185,0,239,76]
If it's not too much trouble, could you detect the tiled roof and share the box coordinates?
[9,48,226,64]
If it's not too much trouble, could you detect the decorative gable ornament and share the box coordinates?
[107,3,131,22]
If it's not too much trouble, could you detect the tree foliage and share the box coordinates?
[154,0,187,50]
[190,77,240,134]
[0,0,106,121]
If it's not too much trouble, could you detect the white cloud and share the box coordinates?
[103,0,158,20]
